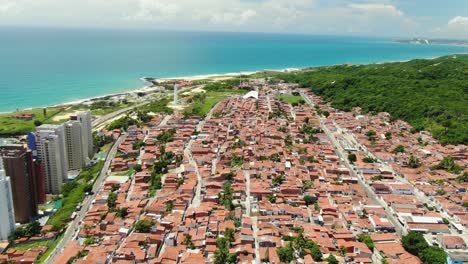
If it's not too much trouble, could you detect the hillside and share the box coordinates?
[276,55,468,145]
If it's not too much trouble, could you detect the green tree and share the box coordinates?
[134,219,154,233]
[432,156,462,174]
[348,153,357,164]
[408,155,421,168]
[277,244,295,263]
[357,234,374,250]
[401,232,428,256]
[116,207,128,218]
[326,255,339,264]
[384,132,392,140]
[392,145,405,154]
[419,246,447,264]
[107,192,118,208]
[214,237,237,264]
[304,195,317,206]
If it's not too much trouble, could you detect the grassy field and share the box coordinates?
[0,100,132,136]
[185,90,246,117]
[278,95,303,104]
[0,107,66,135]
[13,240,51,251]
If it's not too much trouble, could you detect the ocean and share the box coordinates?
[1,27,467,112]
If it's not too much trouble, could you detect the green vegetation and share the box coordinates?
[455,172,468,183]
[183,234,195,249]
[348,153,357,163]
[106,116,138,130]
[277,231,323,262]
[392,145,405,154]
[277,244,295,263]
[366,130,377,143]
[134,219,155,233]
[47,161,103,231]
[218,182,235,211]
[303,195,317,206]
[230,154,244,168]
[275,55,468,145]
[9,221,41,241]
[402,231,447,264]
[83,236,97,246]
[141,98,173,114]
[12,239,50,250]
[0,107,65,135]
[363,156,377,163]
[66,250,89,264]
[36,233,64,264]
[432,156,462,174]
[326,255,339,264]
[408,155,421,168]
[183,90,244,117]
[278,95,305,105]
[214,229,237,264]
[107,192,118,208]
[357,234,374,251]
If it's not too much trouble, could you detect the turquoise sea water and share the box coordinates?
[1,27,467,112]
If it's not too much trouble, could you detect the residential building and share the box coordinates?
[70,111,93,160]
[64,120,85,170]
[36,124,68,194]
[0,144,39,223]
[0,159,15,241]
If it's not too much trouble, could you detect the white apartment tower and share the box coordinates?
[64,120,84,170]
[36,124,68,194]
[71,111,93,161]
[0,159,16,241]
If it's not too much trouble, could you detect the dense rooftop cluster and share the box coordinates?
[2,78,465,264]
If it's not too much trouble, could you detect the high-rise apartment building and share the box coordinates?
[0,159,16,241]
[0,144,40,223]
[70,111,93,160]
[64,120,84,170]
[36,124,68,194]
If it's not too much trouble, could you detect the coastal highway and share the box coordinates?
[92,101,149,128]
[45,134,126,264]
[91,86,195,129]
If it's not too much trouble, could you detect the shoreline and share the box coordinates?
[1,53,467,115]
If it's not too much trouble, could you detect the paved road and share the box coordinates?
[301,92,407,236]
[46,134,127,264]
[92,101,150,128]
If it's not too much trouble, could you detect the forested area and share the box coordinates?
[275,55,468,145]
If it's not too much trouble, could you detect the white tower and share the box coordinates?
[173,84,179,105]
[0,159,16,241]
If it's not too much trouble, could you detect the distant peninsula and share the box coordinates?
[395,38,468,46]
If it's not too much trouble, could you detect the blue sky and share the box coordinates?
[0,0,467,38]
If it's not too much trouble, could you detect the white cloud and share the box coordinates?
[125,0,179,21]
[448,16,468,26]
[0,0,457,38]
[0,0,18,13]
[349,3,403,17]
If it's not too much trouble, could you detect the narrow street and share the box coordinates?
[301,92,407,236]
[46,134,127,264]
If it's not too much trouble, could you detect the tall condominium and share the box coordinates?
[64,120,84,170]
[70,111,93,160]
[0,159,16,241]
[36,124,68,194]
[1,144,42,223]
